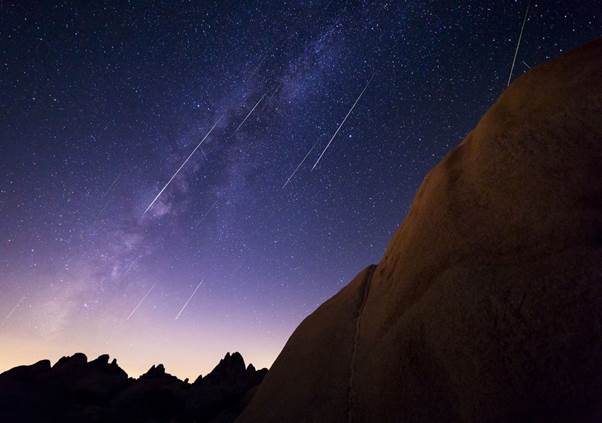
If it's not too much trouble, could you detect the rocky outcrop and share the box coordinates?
[239,38,602,422]
[188,352,268,422]
[0,352,266,422]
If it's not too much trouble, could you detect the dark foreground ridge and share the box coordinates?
[0,351,266,423]
[239,38,602,422]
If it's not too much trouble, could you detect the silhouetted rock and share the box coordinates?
[110,362,189,422]
[140,363,168,379]
[0,352,266,423]
[188,352,269,422]
[201,352,247,388]
[239,38,602,422]
[0,359,50,380]
[53,352,88,370]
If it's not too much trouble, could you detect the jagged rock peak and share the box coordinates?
[222,351,245,368]
[91,354,110,365]
[205,352,247,377]
[53,352,87,369]
[141,363,166,378]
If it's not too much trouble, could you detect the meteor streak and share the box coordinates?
[196,201,218,227]
[103,174,121,198]
[143,118,221,216]
[312,73,374,170]
[507,1,531,86]
[203,200,218,217]
[95,173,122,219]
[175,279,203,320]
[282,143,317,189]
[4,296,25,322]
[235,93,266,132]
[126,284,155,320]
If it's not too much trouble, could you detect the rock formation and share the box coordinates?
[0,352,266,422]
[239,38,602,422]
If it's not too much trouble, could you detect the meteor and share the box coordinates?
[103,173,121,198]
[507,1,531,86]
[175,279,204,320]
[126,283,155,321]
[235,93,267,132]
[282,143,317,189]
[143,118,221,216]
[312,73,374,171]
[202,200,218,217]
[4,296,25,322]
[95,173,121,219]
[196,201,218,227]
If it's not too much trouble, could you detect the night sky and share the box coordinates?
[1,1,600,379]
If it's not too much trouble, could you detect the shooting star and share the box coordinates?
[282,143,317,189]
[143,118,221,216]
[102,173,121,198]
[95,173,122,219]
[507,0,531,86]
[312,73,375,171]
[126,283,155,320]
[522,60,531,69]
[235,93,266,132]
[175,279,204,320]
[196,200,218,227]
[4,296,26,322]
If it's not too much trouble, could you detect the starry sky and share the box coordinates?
[1,1,600,380]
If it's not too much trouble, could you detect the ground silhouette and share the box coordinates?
[0,351,266,422]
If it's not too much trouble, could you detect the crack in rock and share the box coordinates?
[347,265,376,423]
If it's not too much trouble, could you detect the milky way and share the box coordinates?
[1,1,600,379]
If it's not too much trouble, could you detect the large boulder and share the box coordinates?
[239,38,602,422]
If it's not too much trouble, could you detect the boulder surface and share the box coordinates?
[239,38,602,423]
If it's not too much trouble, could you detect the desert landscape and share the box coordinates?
[1,2,600,422]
